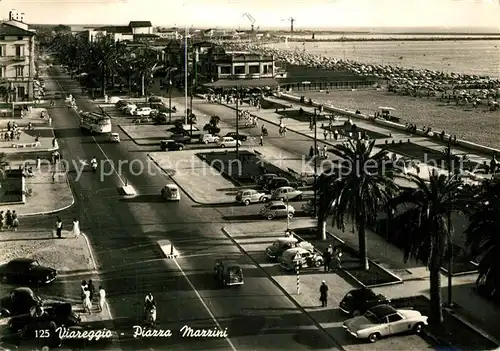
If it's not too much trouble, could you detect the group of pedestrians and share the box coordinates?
[318,245,343,308]
[0,210,19,231]
[54,217,80,238]
[309,145,329,159]
[80,279,106,314]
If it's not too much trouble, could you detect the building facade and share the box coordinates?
[0,21,36,101]
[129,21,152,35]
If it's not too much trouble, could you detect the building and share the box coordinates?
[0,19,36,101]
[128,21,152,35]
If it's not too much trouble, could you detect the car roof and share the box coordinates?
[13,287,35,295]
[283,247,308,255]
[276,186,293,191]
[275,237,298,243]
[369,304,398,318]
[164,184,178,189]
[110,133,119,136]
[9,258,34,264]
[267,200,285,206]
[350,288,377,299]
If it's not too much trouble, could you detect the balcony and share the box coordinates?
[13,56,25,61]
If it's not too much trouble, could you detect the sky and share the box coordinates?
[2,0,500,30]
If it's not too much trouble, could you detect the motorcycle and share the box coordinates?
[144,306,156,326]
[91,161,97,172]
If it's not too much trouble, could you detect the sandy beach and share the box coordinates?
[293,89,500,150]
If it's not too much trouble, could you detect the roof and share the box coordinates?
[215,54,273,63]
[0,23,35,36]
[350,288,377,299]
[203,78,279,89]
[129,21,152,28]
[369,304,397,318]
[109,26,132,34]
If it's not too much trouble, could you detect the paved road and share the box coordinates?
[19,67,340,350]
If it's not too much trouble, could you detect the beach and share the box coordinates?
[292,88,500,150]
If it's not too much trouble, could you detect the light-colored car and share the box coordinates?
[271,186,303,201]
[279,247,323,271]
[161,184,180,201]
[200,133,220,144]
[133,107,154,116]
[343,304,428,343]
[216,137,241,148]
[109,133,120,143]
[235,189,269,205]
[265,237,315,260]
[259,201,294,220]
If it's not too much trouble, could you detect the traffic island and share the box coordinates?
[119,124,172,146]
[197,150,296,187]
[275,109,330,123]
[320,124,390,139]
[260,99,292,110]
[293,227,403,287]
[391,295,499,350]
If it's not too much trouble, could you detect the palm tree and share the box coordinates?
[465,179,500,297]
[91,37,119,97]
[132,47,161,97]
[388,172,468,325]
[320,139,398,270]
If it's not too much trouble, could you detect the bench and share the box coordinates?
[12,142,40,148]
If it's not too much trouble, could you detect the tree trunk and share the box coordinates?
[101,66,106,97]
[141,73,145,97]
[358,220,369,271]
[429,236,444,326]
[316,219,326,240]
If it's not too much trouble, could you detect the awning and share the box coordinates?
[203,78,279,89]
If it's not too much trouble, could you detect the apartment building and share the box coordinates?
[0,21,36,101]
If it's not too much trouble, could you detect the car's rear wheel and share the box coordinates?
[244,199,250,206]
[204,140,209,144]
[221,144,226,148]
[368,332,380,343]
[413,322,424,334]
[296,195,303,201]
[178,146,183,151]
[267,214,274,220]
[287,212,294,219]
[260,196,268,203]
[279,197,285,202]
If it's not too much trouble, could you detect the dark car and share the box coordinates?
[148,96,162,103]
[340,288,390,316]
[160,140,184,151]
[171,134,192,144]
[8,304,80,338]
[224,132,248,142]
[255,173,278,187]
[265,177,298,192]
[0,287,42,317]
[214,259,244,287]
[0,259,57,285]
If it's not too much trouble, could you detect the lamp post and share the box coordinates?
[235,90,240,159]
[189,78,194,137]
[446,139,454,307]
[168,79,172,123]
[286,195,290,231]
[184,25,188,125]
[313,108,318,217]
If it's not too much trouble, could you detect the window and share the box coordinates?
[248,65,259,74]
[0,66,4,78]
[17,36,23,40]
[220,66,230,74]
[263,65,269,74]
[234,65,245,75]
[0,46,5,56]
[15,45,24,57]
[15,66,24,77]
[387,314,403,323]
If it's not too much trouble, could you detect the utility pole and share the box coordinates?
[236,90,240,159]
[184,25,188,125]
[190,79,194,137]
[446,139,454,307]
[168,79,172,124]
[286,195,290,231]
[313,108,318,217]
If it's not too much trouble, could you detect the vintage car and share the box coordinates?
[343,304,428,343]
[339,288,390,316]
[271,186,303,201]
[160,140,184,151]
[265,237,315,260]
[133,107,154,116]
[259,201,295,220]
[255,173,278,187]
[224,132,248,142]
[216,137,241,148]
[235,189,269,205]
[0,287,42,317]
[0,259,57,285]
[279,247,323,271]
[109,133,120,143]
[214,260,244,287]
[161,184,180,201]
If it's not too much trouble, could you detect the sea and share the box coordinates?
[268,35,500,78]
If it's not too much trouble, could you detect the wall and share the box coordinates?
[132,27,152,35]
[0,35,33,100]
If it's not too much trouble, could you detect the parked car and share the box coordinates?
[109,133,120,143]
[161,184,180,201]
[279,247,323,271]
[0,258,57,285]
[255,173,278,187]
[0,287,42,317]
[235,189,269,205]
[133,107,154,116]
[200,133,220,144]
[216,137,241,148]
[340,288,391,316]
[271,186,303,201]
[119,103,136,111]
[224,132,248,142]
[54,92,62,99]
[148,95,162,103]
[160,140,184,151]
[265,237,314,260]
[124,106,138,115]
[259,201,295,220]
[115,100,129,109]
[171,134,192,144]
[214,259,244,287]
[265,177,299,192]
[343,304,428,343]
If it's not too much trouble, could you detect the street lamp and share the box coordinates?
[184,25,188,125]
[235,90,240,159]
[446,139,454,307]
[313,107,318,217]
[168,79,172,124]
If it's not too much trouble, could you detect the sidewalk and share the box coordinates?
[0,161,74,216]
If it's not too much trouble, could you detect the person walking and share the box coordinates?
[55,217,63,238]
[80,280,88,302]
[333,246,343,270]
[36,156,41,169]
[323,129,328,140]
[88,279,95,302]
[12,211,18,231]
[319,281,329,307]
[322,248,331,272]
[98,286,106,312]
[0,211,4,231]
[259,134,264,146]
[5,210,12,230]
[83,287,92,314]
[309,146,314,159]
[72,218,80,236]
[323,145,328,158]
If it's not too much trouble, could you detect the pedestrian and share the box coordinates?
[259,134,263,146]
[48,116,52,126]
[52,172,56,183]
[323,248,331,272]
[55,217,62,238]
[0,211,3,231]
[72,218,80,236]
[36,156,41,169]
[80,280,88,301]
[83,287,92,314]
[309,146,314,159]
[88,279,95,302]
[323,145,328,158]
[5,210,12,230]
[98,286,106,312]
[320,280,329,307]
[323,130,328,140]
[12,211,18,231]
[333,246,343,270]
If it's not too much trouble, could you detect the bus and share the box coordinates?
[79,111,112,134]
